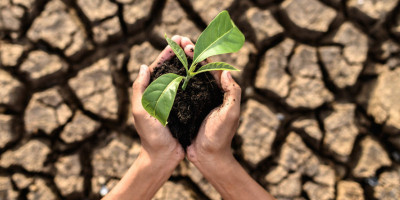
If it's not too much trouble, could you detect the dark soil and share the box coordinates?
[150,56,224,149]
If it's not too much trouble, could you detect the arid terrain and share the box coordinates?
[1,0,400,199]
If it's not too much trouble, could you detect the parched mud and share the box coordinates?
[1,0,400,199]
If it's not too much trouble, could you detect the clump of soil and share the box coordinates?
[150,56,224,149]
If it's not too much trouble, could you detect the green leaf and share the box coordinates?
[141,73,184,126]
[165,34,188,72]
[194,62,239,75]
[192,10,244,67]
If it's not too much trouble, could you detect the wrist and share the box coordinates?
[190,152,246,198]
[105,147,181,200]
[188,151,274,200]
[188,146,237,176]
[139,146,183,171]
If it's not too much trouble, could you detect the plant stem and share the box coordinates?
[182,75,192,90]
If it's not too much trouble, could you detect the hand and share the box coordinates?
[186,70,241,164]
[179,38,241,164]
[131,35,196,162]
[104,36,197,200]
[181,38,275,200]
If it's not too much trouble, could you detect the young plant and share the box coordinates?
[141,10,245,126]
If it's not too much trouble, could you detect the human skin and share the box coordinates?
[182,38,276,200]
[103,35,275,200]
[102,36,187,200]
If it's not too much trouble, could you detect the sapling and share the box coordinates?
[141,10,245,126]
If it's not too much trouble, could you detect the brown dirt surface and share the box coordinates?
[1,0,400,199]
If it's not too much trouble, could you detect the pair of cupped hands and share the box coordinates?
[131,35,241,166]
[106,35,275,200]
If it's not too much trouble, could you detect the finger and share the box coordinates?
[132,64,150,110]
[210,72,222,88]
[220,71,241,117]
[181,37,194,48]
[149,35,183,72]
[184,44,195,58]
[209,68,222,87]
[182,36,195,59]
[171,35,182,46]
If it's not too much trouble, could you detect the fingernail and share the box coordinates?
[140,64,148,75]
[186,44,194,52]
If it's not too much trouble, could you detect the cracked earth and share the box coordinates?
[1,0,400,199]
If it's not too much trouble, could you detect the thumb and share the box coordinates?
[132,64,150,106]
[220,71,241,115]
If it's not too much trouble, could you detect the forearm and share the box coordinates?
[103,150,178,200]
[194,154,275,200]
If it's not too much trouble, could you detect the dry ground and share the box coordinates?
[1,0,400,199]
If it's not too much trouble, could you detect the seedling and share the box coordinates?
[141,11,245,126]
